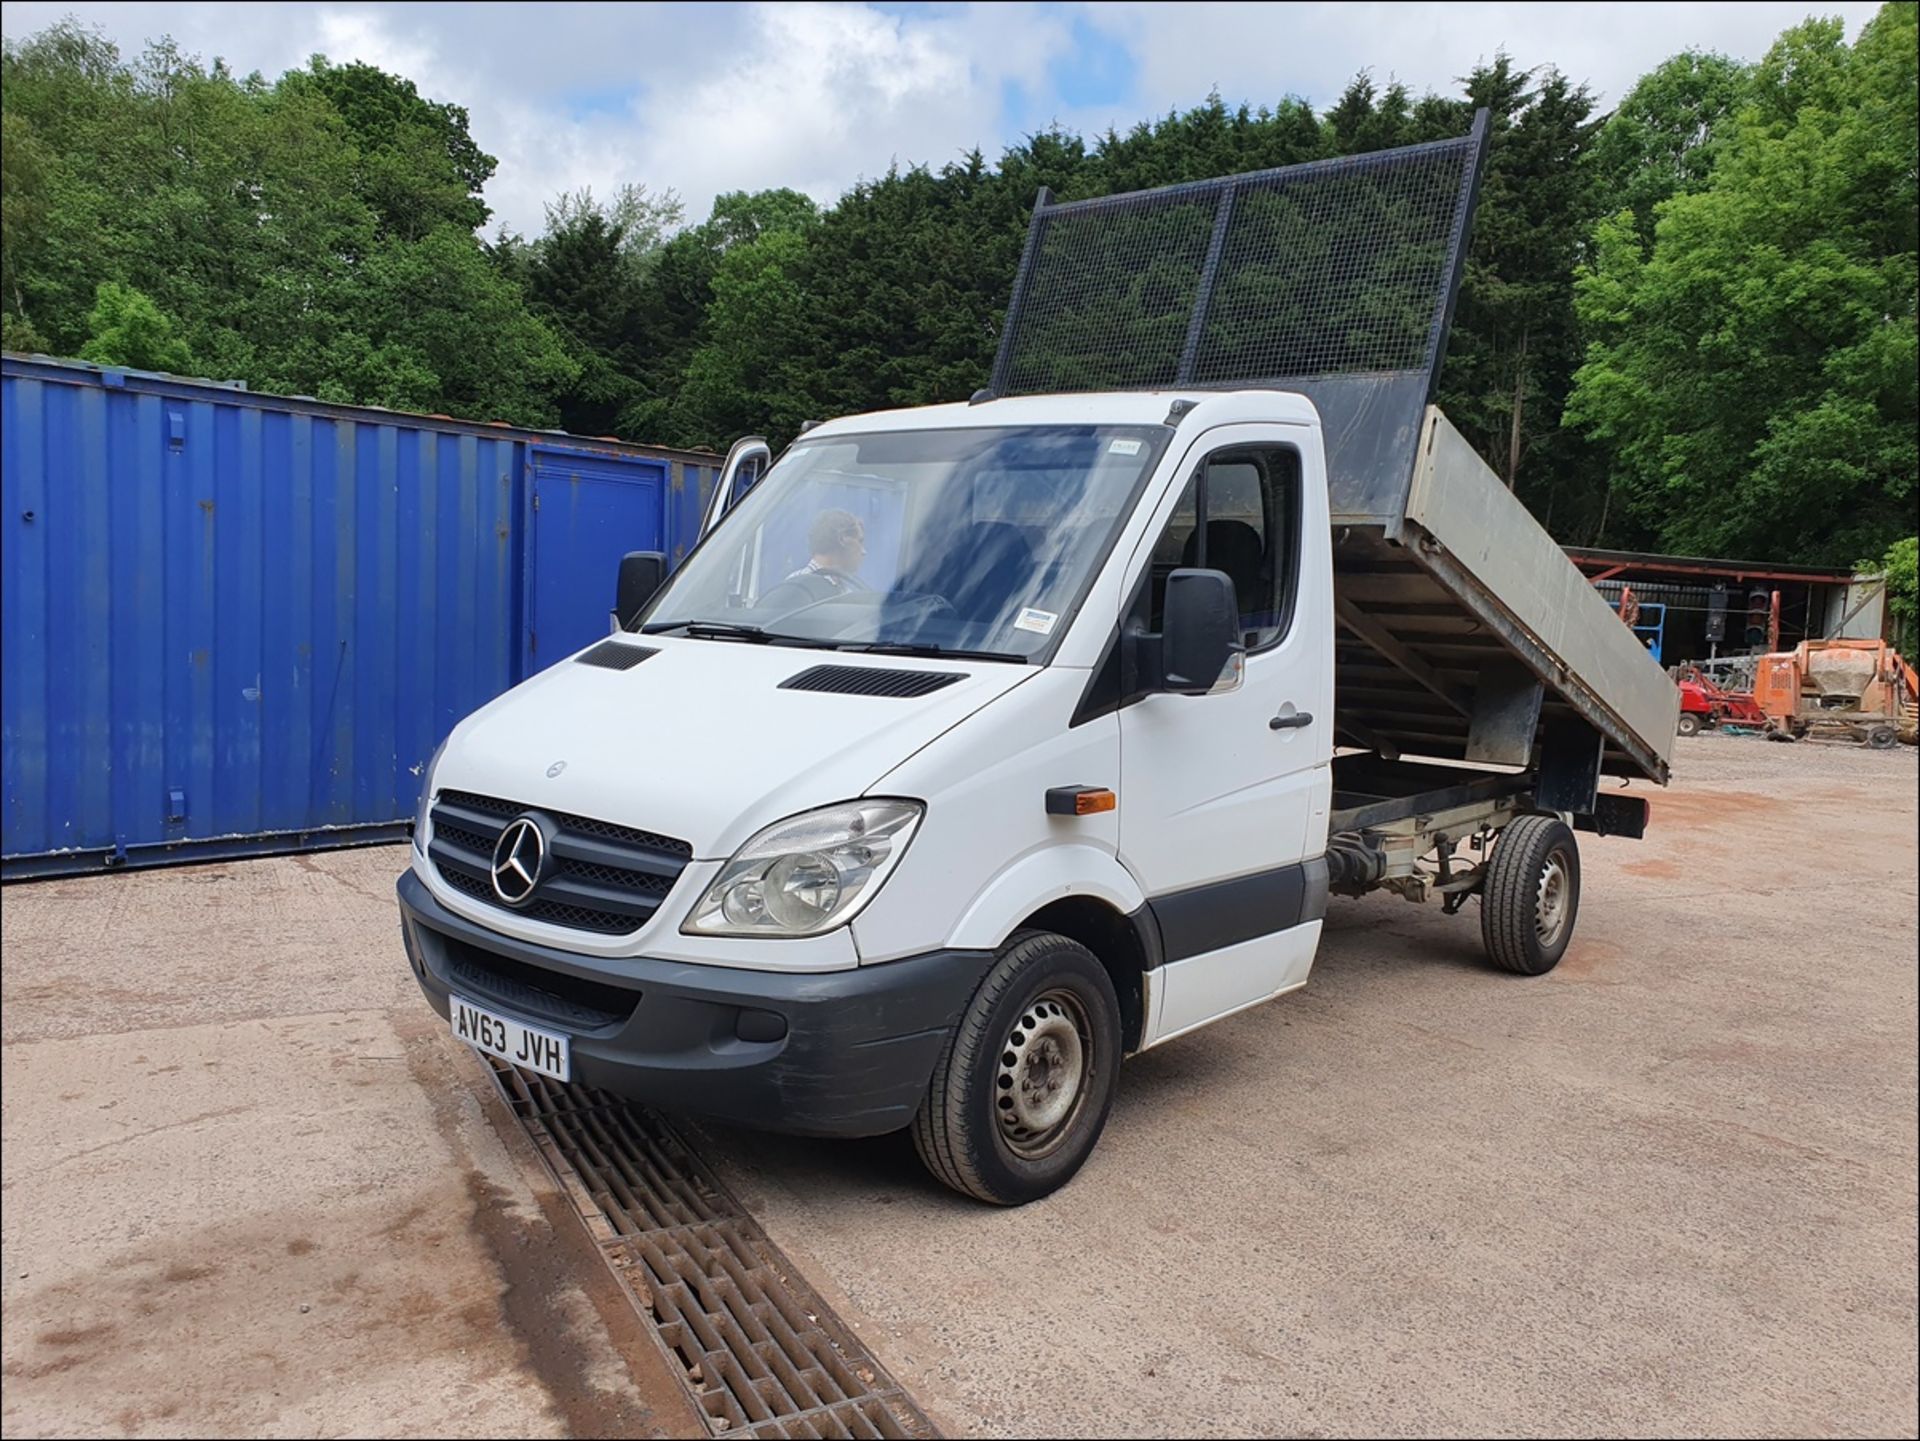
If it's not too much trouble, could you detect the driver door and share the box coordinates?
[1117,425,1334,1046]
[701,435,771,537]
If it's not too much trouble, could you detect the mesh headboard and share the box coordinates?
[989,112,1489,523]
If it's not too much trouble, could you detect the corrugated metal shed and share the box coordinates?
[2,355,719,877]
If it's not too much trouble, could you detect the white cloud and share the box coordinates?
[0,1,1887,238]
[626,3,1063,215]
[1082,1,1883,123]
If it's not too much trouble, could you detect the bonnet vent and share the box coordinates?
[576,640,659,671]
[778,665,964,698]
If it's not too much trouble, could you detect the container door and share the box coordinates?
[529,450,666,670]
[1116,426,1334,1046]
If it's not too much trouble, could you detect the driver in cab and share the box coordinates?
[779,509,869,601]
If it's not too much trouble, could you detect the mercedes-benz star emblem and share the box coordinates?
[490,816,546,905]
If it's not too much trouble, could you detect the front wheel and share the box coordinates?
[1481,814,1581,976]
[912,931,1122,1205]
[1677,712,1702,737]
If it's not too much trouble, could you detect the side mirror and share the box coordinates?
[1162,569,1244,694]
[613,551,667,632]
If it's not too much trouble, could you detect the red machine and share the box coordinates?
[1673,666,1766,736]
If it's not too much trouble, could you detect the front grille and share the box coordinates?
[429,789,693,936]
[442,935,639,1030]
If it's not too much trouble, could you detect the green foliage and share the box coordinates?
[1879,535,1918,639]
[499,184,684,435]
[77,280,194,372]
[0,22,572,426]
[615,189,822,444]
[1,311,48,353]
[283,57,496,237]
[1585,50,1752,248]
[1566,2,1918,565]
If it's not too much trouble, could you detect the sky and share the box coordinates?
[0,1,1884,238]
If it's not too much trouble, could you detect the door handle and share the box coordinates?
[1269,711,1313,730]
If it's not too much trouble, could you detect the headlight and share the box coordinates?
[684,799,924,937]
[412,738,449,852]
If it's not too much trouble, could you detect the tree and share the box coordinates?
[662,192,820,444]
[1565,4,1918,565]
[615,189,822,445]
[77,280,195,371]
[283,57,496,237]
[1878,535,1917,650]
[1,23,576,425]
[510,184,684,435]
[1584,50,1751,250]
[1,109,51,338]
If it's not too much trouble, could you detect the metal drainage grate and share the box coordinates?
[483,1058,938,1440]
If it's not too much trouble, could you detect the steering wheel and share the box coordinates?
[888,591,955,621]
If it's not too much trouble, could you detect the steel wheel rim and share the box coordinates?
[994,988,1092,1160]
[1536,849,1572,949]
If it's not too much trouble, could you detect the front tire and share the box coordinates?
[1677,712,1702,737]
[1481,814,1581,976]
[912,931,1122,1205]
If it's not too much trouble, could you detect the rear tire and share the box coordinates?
[1481,815,1581,976]
[1867,725,1897,750]
[912,931,1122,1206]
[1677,712,1702,737]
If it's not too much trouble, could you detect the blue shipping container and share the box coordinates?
[1,356,718,877]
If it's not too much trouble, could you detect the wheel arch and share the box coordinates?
[946,846,1154,1051]
[1015,896,1157,1052]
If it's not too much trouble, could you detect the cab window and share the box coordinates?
[1140,446,1300,650]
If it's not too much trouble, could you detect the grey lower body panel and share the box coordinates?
[398,870,993,1138]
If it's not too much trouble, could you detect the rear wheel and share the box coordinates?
[1481,815,1581,976]
[1677,712,1702,737]
[1867,725,1897,750]
[912,931,1122,1205]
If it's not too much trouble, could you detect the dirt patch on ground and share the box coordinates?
[1646,787,1775,826]
[1622,858,1683,879]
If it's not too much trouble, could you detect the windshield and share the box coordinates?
[641,425,1169,660]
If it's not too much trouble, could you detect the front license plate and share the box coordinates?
[449,994,571,1082]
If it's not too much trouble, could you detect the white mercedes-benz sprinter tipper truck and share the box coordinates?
[397,117,1676,1204]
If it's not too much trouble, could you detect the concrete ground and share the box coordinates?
[1,853,703,1438]
[3,735,1916,1437]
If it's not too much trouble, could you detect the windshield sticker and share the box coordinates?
[1107,438,1143,456]
[1014,607,1059,635]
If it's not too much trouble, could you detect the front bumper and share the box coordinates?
[397,870,992,1138]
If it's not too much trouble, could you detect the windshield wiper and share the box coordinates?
[836,641,1028,664]
[642,620,832,648]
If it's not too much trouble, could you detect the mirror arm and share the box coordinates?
[1122,621,1165,699]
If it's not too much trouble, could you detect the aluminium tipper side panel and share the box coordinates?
[1399,407,1678,781]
